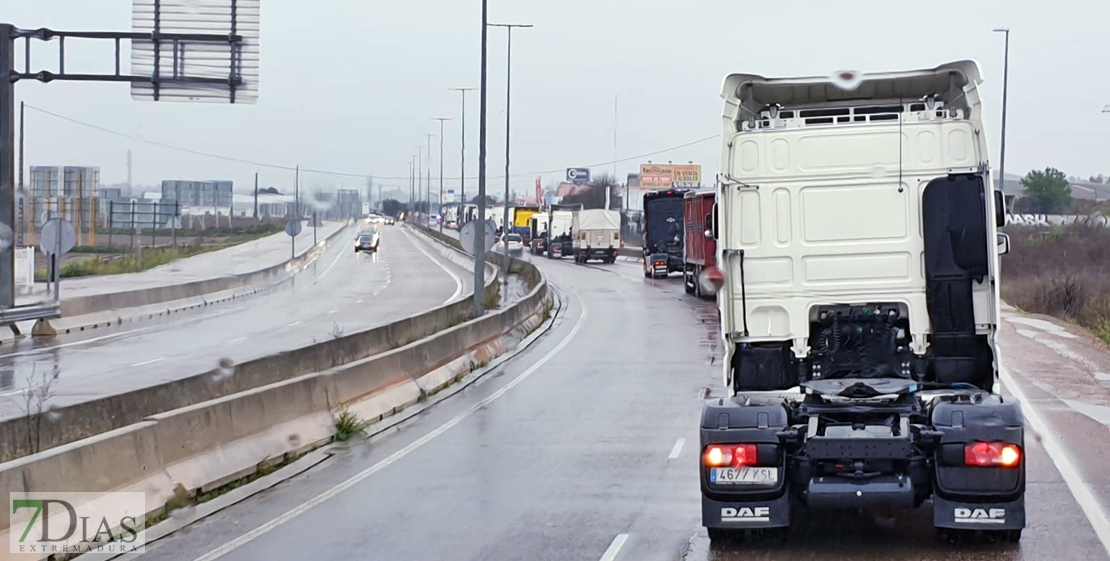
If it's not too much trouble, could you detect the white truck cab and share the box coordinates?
[714,60,1007,394]
[700,61,1022,544]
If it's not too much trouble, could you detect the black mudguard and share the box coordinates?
[699,398,791,530]
[931,396,1026,531]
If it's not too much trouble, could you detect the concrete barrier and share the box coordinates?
[0,229,501,462]
[0,231,552,556]
[38,220,357,336]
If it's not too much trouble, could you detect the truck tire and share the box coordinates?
[684,267,695,294]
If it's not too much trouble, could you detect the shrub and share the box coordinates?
[1001,223,1110,343]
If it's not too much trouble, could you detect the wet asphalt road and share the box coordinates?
[0,225,475,419]
[123,249,1110,561]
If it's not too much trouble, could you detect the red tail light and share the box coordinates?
[703,444,757,467]
[964,442,1022,467]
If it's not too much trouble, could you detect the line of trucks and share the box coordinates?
[693,60,1023,546]
[448,203,623,264]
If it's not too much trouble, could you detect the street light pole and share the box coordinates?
[432,117,452,234]
[412,147,419,215]
[994,27,1010,197]
[475,0,489,318]
[449,87,476,212]
[424,133,433,223]
[489,22,533,280]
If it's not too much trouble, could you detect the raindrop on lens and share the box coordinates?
[44,405,61,422]
[869,165,887,179]
[215,357,235,380]
[831,69,863,91]
[0,223,14,251]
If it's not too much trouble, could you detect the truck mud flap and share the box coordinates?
[933,495,1025,531]
[703,494,790,529]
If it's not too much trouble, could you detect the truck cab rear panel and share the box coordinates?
[715,61,1004,395]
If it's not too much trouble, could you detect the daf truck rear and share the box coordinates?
[642,188,689,278]
[700,60,1019,543]
[683,190,716,298]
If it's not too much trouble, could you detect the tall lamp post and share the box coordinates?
[488,22,533,278]
[409,155,416,218]
[432,117,452,233]
[475,0,489,317]
[994,27,1010,197]
[424,133,433,223]
[449,87,476,213]
[416,145,424,217]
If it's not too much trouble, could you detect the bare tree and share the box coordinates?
[19,363,59,455]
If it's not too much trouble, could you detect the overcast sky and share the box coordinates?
[7,0,1110,198]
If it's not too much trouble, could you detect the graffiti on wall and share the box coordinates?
[1004,214,1110,227]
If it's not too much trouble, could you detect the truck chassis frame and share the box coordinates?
[700,378,1025,543]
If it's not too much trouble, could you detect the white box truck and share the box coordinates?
[571,209,620,264]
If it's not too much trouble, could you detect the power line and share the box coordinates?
[24,103,366,178]
[24,103,720,181]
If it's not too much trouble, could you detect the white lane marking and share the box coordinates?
[131,357,165,367]
[230,337,247,344]
[599,534,629,561]
[1000,366,1110,555]
[0,302,249,360]
[190,287,587,561]
[668,438,685,460]
[311,244,346,284]
[355,299,364,304]
[401,228,463,305]
[285,321,300,327]
[0,325,156,359]
[328,310,337,314]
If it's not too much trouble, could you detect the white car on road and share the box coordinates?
[498,233,524,256]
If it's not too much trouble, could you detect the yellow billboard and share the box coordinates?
[639,164,702,189]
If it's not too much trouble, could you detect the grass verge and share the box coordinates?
[1001,223,1110,344]
[36,244,225,280]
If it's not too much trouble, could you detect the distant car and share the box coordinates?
[355,230,380,252]
[367,215,383,225]
[499,233,524,256]
[384,216,395,225]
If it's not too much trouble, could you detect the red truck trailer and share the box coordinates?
[683,190,716,298]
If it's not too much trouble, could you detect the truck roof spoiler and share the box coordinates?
[721,60,983,122]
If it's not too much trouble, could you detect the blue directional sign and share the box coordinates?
[566,167,590,185]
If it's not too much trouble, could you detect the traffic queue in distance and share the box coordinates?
[641,187,717,299]
[443,202,623,264]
